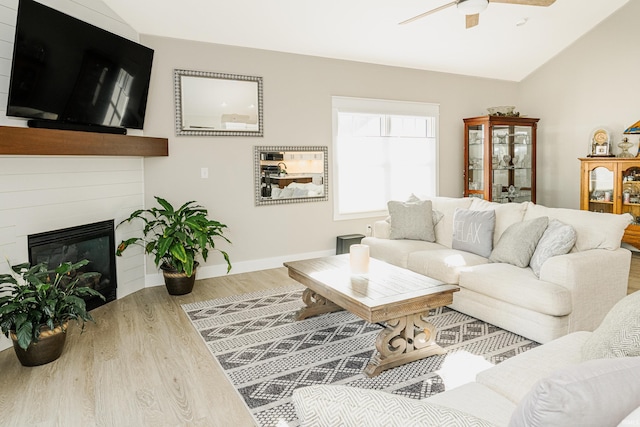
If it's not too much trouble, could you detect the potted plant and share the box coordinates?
[0,259,104,366]
[116,196,231,295]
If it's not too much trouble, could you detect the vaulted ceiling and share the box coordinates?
[101,0,629,82]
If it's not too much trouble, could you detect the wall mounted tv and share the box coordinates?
[6,0,154,134]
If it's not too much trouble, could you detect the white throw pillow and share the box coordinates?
[529,219,577,277]
[509,357,640,427]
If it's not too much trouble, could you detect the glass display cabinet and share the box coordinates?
[464,116,539,203]
[580,158,640,249]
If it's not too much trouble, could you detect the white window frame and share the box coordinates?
[332,96,439,221]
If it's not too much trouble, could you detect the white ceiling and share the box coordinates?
[100,0,629,82]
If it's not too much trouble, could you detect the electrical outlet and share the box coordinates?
[366,224,372,236]
[201,167,209,179]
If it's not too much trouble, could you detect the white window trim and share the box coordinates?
[331,96,440,221]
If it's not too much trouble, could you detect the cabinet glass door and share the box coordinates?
[467,124,484,198]
[622,166,640,224]
[492,124,533,203]
[588,166,614,213]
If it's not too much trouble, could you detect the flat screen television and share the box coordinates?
[6,0,154,134]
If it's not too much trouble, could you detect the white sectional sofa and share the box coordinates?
[292,290,640,426]
[362,196,633,344]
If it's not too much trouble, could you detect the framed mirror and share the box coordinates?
[174,69,263,137]
[254,146,329,206]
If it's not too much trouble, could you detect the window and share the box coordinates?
[332,97,439,220]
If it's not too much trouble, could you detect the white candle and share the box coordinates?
[350,244,370,275]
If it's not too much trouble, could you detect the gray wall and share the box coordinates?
[140,35,519,276]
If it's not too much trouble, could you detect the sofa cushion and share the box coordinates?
[425,382,516,427]
[407,249,490,284]
[469,198,528,245]
[476,331,591,403]
[489,216,548,268]
[529,219,576,277]
[452,208,496,258]
[523,203,632,252]
[292,384,496,427]
[363,237,445,269]
[458,263,571,316]
[509,357,640,427]
[388,199,436,241]
[620,406,640,426]
[581,290,640,360]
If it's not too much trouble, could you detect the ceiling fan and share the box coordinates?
[400,0,556,29]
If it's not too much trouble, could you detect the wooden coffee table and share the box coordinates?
[283,254,459,377]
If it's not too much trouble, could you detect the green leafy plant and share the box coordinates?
[0,260,104,350]
[116,196,231,277]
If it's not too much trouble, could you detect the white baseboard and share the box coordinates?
[144,249,335,287]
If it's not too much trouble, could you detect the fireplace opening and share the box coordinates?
[28,220,117,311]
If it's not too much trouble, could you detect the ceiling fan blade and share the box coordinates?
[399,1,456,25]
[489,0,556,6]
[466,14,480,28]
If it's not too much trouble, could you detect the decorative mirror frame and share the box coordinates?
[254,146,329,206]
[174,69,264,137]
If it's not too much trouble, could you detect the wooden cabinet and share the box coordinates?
[463,116,539,203]
[580,158,640,249]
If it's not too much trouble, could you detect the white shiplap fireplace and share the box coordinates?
[0,152,148,351]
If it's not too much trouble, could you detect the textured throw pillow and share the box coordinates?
[293,384,496,427]
[387,194,444,227]
[529,219,577,277]
[489,216,549,268]
[451,208,496,258]
[581,290,640,360]
[388,200,436,241]
[509,357,640,427]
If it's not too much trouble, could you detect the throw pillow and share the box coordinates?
[581,290,640,360]
[386,194,444,227]
[451,208,496,258]
[529,219,577,277]
[509,357,640,427]
[293,384,496,427]
[387,200,436,242]
[489,216,549,268]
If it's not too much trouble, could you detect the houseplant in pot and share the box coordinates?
[0,259,104,366]
[116,196,232,295]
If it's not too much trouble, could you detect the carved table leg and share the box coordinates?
[295,288,343,320]
[364,312,444,377]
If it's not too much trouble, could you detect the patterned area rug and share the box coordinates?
[182,285,538,427]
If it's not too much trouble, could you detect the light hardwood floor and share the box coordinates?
[0,267,302,427]
[1,254,639,427]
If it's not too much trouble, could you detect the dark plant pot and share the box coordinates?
[161,262,199,295]
[10,323,67,367]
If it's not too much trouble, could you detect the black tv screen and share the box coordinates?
[6,0,154,131]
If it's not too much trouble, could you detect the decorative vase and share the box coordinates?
[10,322,68,367]
[161,262,199,295]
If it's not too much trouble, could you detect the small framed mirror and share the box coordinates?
[254,146,328,206]
[174,69,263,137]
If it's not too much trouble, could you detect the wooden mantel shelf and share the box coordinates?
[0,126,168,157]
